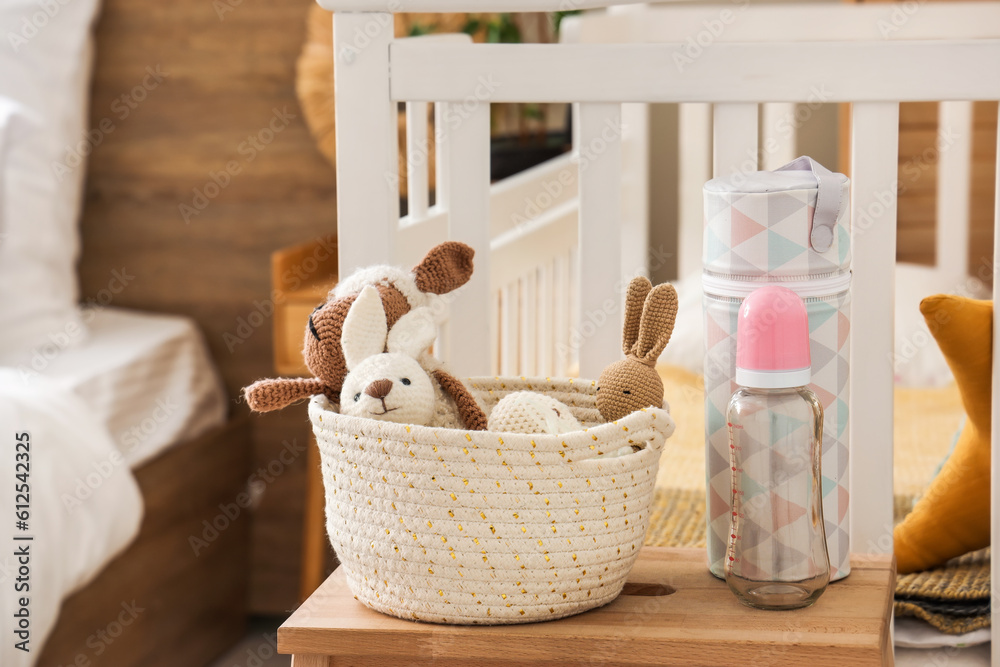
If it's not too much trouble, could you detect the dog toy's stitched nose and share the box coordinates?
[364,379,393,400]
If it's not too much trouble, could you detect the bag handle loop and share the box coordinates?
[775,156,844,253]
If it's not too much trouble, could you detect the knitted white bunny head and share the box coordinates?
[339,286,437,425]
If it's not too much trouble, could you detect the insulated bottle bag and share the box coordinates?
[703,157,851,581]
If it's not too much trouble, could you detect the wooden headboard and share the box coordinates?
[80,0,332,612]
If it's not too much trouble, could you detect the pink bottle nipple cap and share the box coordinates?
[735,285,811,389]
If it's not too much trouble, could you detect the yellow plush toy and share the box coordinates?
[893,295,992,574]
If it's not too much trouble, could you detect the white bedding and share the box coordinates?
[0,370,143,667]
[19,307,228,468]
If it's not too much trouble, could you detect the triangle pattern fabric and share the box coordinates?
[705,227,728,265]
[767,231,806,269]
[731,207,767,247]
[703,175,852,581]
[770,492,808,531]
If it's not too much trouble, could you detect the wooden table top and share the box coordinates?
[279,546,895,666]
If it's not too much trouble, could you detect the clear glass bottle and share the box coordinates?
[724,285,830,610]
[726,386,829,609]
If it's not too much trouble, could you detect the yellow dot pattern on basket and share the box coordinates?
[308,378,674,624]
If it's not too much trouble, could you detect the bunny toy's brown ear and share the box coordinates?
[243,378,331,412]
[622,276,653,356]
[635,283,679,365]
[412,241,475,295]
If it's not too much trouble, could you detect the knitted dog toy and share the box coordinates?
[487,392,582,435]
[339,287,439,425]
[244,242,487,430]
[596,277,678,422]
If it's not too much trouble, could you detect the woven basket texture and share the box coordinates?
[309,376,675,625]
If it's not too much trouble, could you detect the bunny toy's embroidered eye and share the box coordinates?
[354,393,361,402]
[401,378,411,386]
[623,390,631,395]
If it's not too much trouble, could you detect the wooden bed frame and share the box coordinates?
[37,418,251,667]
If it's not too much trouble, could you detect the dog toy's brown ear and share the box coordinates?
[413,241,475,295]
[431,370,488,431]
[244,378,330,412]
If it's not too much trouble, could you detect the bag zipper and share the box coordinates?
[702,272,851,299]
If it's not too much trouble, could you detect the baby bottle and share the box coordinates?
[725,285,830,610]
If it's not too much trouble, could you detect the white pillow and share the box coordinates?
[0,0,101,361]
[661,265,985,387]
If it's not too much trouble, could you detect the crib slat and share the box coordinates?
[991,110,1000,660]
[538,262,552,376]
[849,102,899,556]
[333,12,397,274]
[440,101,491,376]
[936,100,973,283]
[406,101,430,219]
[433,102,448,209]
[678,103,712,278]
[760,103,798,171]
[500,282,517,377]
[521,271,538,376]
[554,253,570,377]
[620,102,650,279]
[712,103,758,180]
[570,248,581,374]
[577,103,624,379]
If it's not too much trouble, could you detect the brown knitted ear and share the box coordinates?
[412,241,475,295]
[635,283,679,364]
[622,276,652,356]
[432,369,488,431]
[244,378,330,412]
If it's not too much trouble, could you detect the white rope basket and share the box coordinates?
[309,376,675,625]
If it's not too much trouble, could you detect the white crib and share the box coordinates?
[321,0,1000,658]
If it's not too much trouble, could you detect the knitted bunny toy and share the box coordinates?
[339,287,440,424]
[243,241,486,430]
[596,276,678,422]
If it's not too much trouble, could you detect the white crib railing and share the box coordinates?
[323,0,1000,656]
